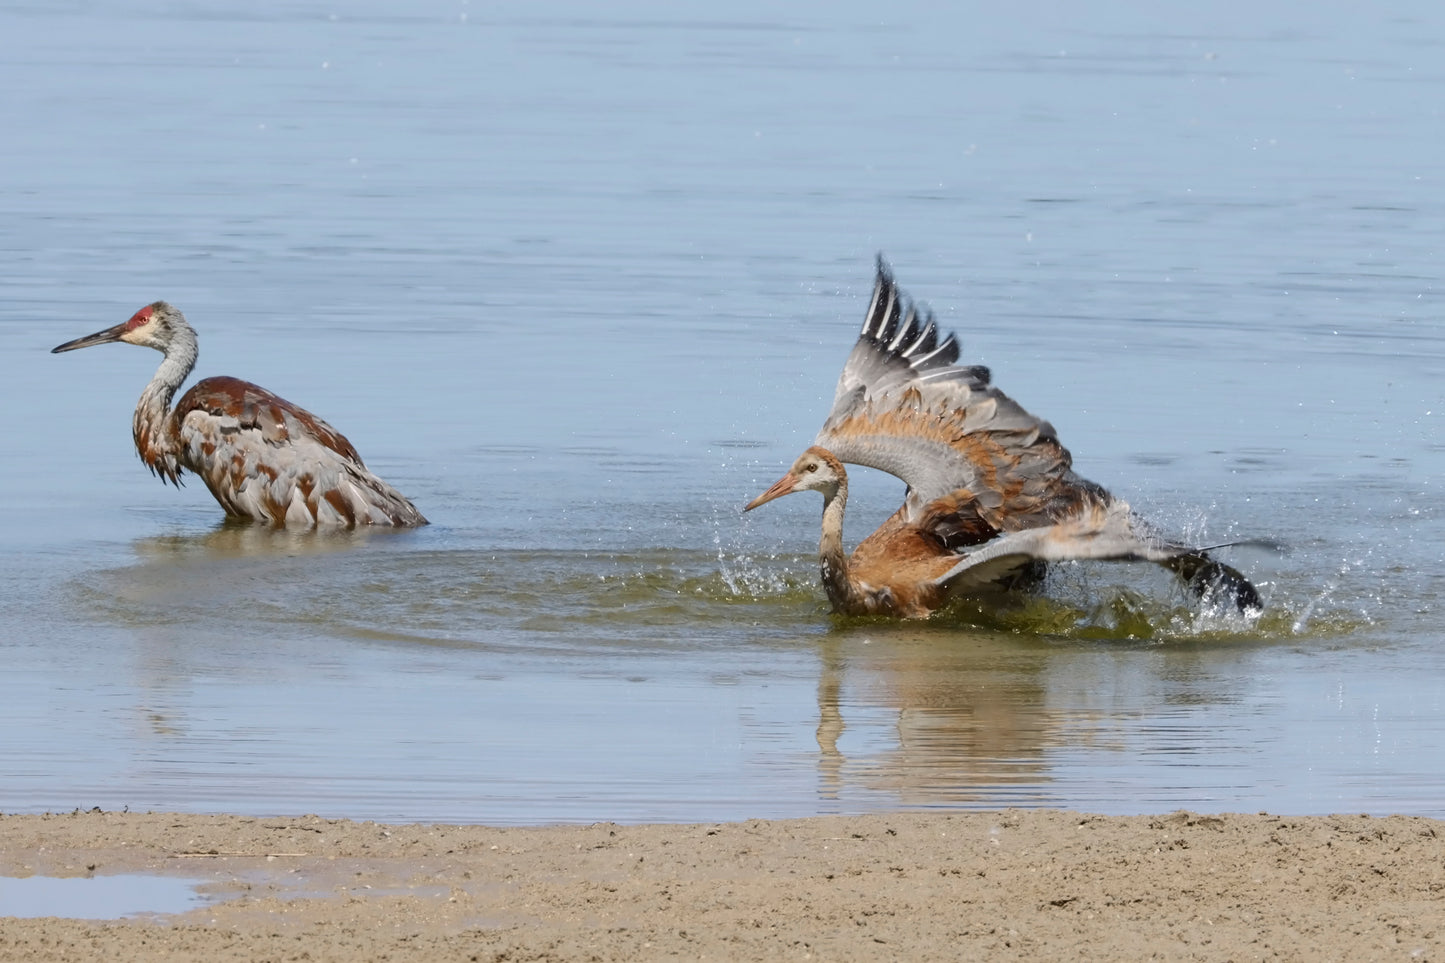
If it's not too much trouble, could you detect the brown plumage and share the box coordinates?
[52,301,427,528]
[745,259,1260,618]
[745,447,960,617]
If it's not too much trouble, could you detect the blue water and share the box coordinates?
[0,0,1442,823]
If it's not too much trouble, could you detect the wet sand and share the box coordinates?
[1,809,1442,961]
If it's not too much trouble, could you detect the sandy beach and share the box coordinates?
[1,809,1442,961]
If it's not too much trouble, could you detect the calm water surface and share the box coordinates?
[1,0,1442,823]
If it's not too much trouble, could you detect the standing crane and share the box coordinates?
[745,260,1260,618]
[53,301,427,528]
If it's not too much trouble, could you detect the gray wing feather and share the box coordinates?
[930,497,1179,581]
[931,501,1264,612]
[930,501,1174,592]
[814,257,1074,518]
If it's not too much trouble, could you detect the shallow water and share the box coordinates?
[0,874,206,920]
[1,1,1443,823]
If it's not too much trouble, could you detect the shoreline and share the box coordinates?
[2,808,1442,961]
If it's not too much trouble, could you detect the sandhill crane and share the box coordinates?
[746,260,1260,618]
[53,301,427,528]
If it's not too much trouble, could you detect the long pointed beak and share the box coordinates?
[52,322,129,354]
[744,471,800,512]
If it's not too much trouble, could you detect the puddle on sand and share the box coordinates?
[0,874,207,920]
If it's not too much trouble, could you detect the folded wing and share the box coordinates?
[175,376,427,527]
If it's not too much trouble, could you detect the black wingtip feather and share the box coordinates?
[936,335,962,368]
[863,258,901,343]
[864,255,963,371]
[910,322,938,356]
[864,254,903,343]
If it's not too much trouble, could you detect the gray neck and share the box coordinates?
[146,342,196,405]
[818,480,863,613]
[133,324,199,469]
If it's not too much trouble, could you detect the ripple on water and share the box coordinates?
[71,529,1366,654]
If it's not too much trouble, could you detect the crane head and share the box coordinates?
[744,446,845,511]
[52,302,188,354]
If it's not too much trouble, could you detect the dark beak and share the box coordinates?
[52,322,129,354]
[744,471,800,512]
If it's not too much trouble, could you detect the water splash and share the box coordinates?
[1293,547,1376,635]
[716,550,803,598]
